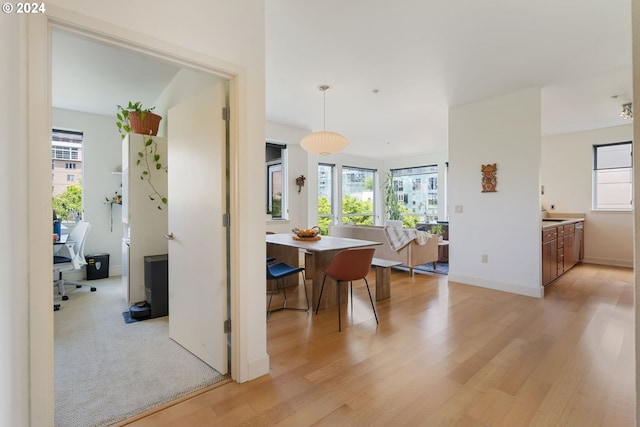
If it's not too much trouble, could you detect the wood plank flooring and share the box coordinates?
[123,264,635,426]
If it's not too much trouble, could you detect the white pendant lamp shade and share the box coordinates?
[300,130,349,155]
[300,85,349,155]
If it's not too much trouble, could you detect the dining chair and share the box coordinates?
[315,247,377,332]
[266,261,309,319]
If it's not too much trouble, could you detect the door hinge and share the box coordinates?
[222,213,230,227]
[224,319,231,333]
[222,107,230,121]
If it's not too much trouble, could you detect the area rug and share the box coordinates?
[54,276,229,427]
[397,261,448,275]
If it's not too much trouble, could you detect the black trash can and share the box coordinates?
[85,253,110,280]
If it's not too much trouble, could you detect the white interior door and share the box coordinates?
[167,82,227,374]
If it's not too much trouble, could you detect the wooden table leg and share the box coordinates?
[312,250,348,311]
[374,266,391,300]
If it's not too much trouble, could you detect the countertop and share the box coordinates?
[541,217,584,230]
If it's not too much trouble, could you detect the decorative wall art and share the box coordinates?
[481,163,497,192]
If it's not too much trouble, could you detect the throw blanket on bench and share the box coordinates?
[384,226,432,251]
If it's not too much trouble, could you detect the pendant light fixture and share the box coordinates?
[300,85,349,155]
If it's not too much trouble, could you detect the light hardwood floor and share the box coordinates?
[123,264,634,426]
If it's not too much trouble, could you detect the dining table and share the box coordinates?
[266,233,381,310]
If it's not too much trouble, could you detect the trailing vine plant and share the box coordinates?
[116,102,168,209]
[137,135,168,210]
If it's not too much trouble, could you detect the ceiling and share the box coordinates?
[52,0,633,160]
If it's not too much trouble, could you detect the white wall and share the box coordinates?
[53,108,124,275]
[266,122,311,233]
[448,88,543,298]
[0,13,30,427]
[11,2,265,425]
[541,124,633,267]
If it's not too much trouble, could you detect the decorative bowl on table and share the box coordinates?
[292,226,321,241]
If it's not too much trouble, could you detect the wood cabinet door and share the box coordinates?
[542,240,557,286]
[564,233,576,271]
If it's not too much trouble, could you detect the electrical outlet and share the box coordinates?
[455,205,463,213]
[481,254,488,263]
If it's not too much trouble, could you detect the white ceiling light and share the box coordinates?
[620,102,633,119]
[300,85,349,155]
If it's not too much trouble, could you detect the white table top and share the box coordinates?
[266,233,381,252]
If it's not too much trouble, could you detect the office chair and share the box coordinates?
[266,261,309,319]
[315,248,377,332]
[53,221,94,304]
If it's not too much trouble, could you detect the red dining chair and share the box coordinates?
[315,247,377,332]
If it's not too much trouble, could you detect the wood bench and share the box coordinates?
[371,257,403,300]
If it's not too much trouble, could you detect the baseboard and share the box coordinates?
[246,353,270,382]
[581,258,633,268]
[448,274,543,298]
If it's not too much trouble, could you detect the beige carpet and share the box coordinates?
[54,276,228,427]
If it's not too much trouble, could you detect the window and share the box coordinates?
[52,129,83,221]
[593,141,632,210]
[317,163,335,234]
[266,143,287,219]
[341,166,375,225]
[391,165,438,226]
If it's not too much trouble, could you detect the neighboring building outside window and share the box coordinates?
[52,129,83,221]
[341,166,375,225]
[391,165,438,226]
[593,141,632,210]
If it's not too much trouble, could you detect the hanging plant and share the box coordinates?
[116,102,167,209]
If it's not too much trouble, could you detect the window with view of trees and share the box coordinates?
[593,141,632,210]
[52,129,83,221]
[341,166,375,225]
[266,143,287,219]
[391,165,438,227]
[317,163,334,235]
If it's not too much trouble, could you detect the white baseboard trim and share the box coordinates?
[246,354,270,382]
[448,274,543,298]
[581,258,633,269]
[56,266,122,281]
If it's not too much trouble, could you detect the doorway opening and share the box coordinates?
[51,26,233,425]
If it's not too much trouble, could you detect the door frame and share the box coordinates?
[27,7,244,423]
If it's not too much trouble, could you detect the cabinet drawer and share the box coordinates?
[557,226,565,238]
[542,228,557,243]
[563,223,575,234]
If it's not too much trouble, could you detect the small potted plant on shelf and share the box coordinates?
[116,102,168,210]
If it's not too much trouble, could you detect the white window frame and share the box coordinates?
[266,142,288,220]
[592,141,633,211]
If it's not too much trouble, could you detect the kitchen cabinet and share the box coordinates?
[542,227,558,286]
[562,224,576,272]
[541,220,583,287]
